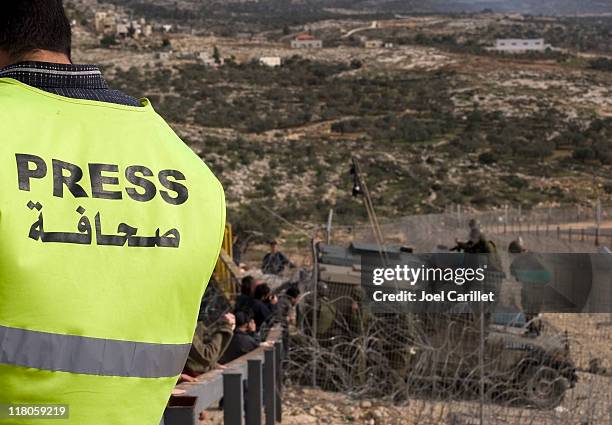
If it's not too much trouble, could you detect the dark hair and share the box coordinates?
[0,1,72,59]
[235,310,253,328]
[253,283,270,300]
[286,287,300,299]
[240,276,255,295]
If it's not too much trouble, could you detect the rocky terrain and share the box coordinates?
[68,3,612,242]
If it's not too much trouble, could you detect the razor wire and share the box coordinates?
[254,206,612,425]
[283,284,611,424]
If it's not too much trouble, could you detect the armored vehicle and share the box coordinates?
[301,242,577,408]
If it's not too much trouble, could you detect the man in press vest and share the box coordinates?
[0,2,225,424]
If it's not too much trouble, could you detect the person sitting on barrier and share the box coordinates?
[235,275,258,314]
[252,283,278,331]
[183,312,236,376]
[219,311,263,364]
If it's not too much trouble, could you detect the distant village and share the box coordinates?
[77,1,557,70]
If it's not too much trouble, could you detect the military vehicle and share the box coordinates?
[299,242,577,408]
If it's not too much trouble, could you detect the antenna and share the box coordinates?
[351,157,388,265]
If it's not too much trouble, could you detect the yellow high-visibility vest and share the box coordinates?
[0,78,226,424]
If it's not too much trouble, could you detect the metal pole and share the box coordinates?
[504,204,508,234]
[275,342,283,422]
[224,372,244,425]
[352,158,387,264]
[311,236,318,388]
[479,304,485,425]
[596,198,601,246]
[326,209,334,244]
[263,349,276,425]
[247,360,263,425]
[548,206,551,226]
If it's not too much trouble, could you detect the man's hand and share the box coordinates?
[178,373,197,383]
[224,312,236,330]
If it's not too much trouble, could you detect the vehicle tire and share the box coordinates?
[523,366,568,409]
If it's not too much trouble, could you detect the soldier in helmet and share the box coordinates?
[452,219,482,252]
[507,237,543,334]
[508,236,526,254]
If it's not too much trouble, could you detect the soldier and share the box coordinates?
[300,282,338,339]
[261,240,294,275]
[452,219,481,252]
[508,236,526,254]
[507,238,543,335]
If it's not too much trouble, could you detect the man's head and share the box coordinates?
[240,276,255,296]
[286,287,300,306]
[254,283,271,301]
[0,0,72,67]
[269,240,278,253]
[235,311,254,332]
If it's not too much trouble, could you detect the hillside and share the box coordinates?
[105,0,612,18]
[70,6,612,239]
[366,0,612,15]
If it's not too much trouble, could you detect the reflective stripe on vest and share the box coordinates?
[0,325,190,378]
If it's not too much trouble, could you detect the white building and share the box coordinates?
[116,23,129,38]
[493,38,551,53]
[364,40,383,49]
[259,57,282,67]
[94,11,117,34]
[156,51,173,60]
[291,34,322,49]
